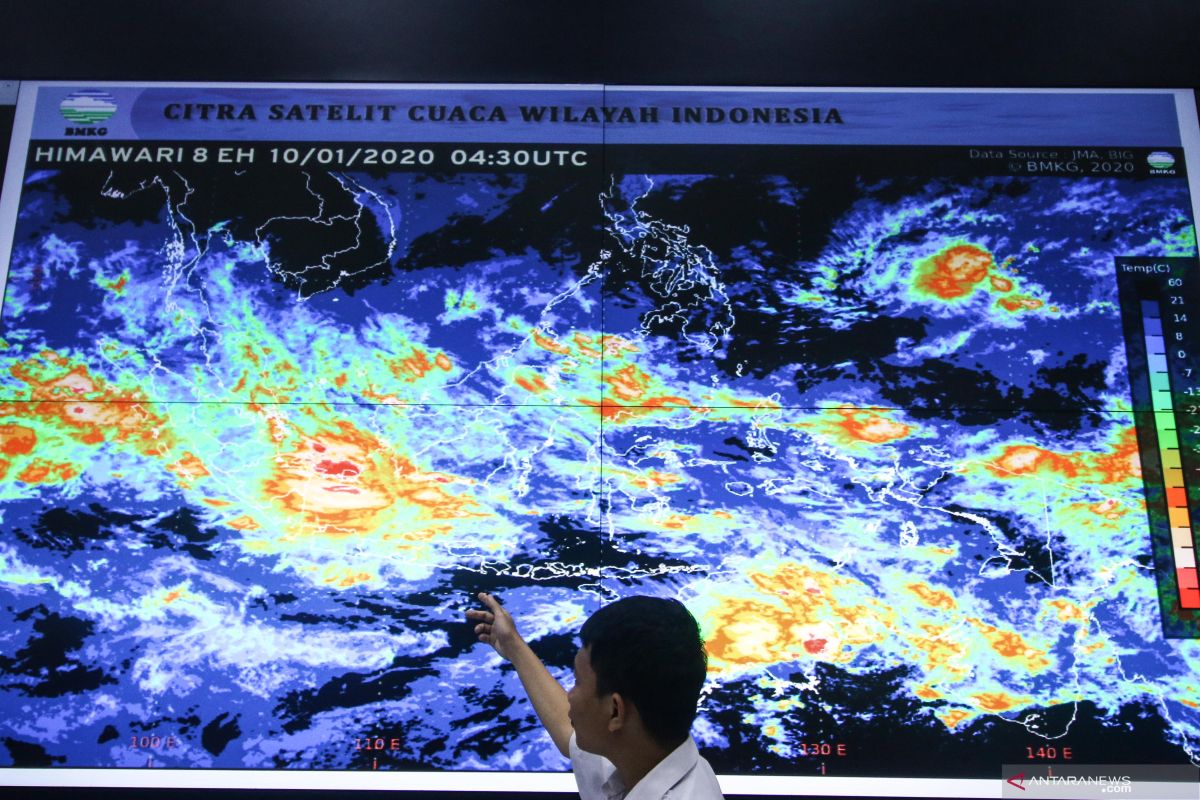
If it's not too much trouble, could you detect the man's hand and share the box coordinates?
[466,592,523,662]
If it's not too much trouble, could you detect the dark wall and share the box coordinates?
[0,0,1197,87]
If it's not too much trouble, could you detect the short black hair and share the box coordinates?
[579,595,707,748]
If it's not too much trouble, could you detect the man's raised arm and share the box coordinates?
[466,592,572,757]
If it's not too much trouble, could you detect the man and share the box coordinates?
[467,592,724,800]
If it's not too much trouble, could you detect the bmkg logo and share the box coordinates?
[1147,150,1177,175]
[59,89,117,136]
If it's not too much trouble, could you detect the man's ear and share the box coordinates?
[607,691,627,732]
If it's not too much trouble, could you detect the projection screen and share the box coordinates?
[0,82,1198,798]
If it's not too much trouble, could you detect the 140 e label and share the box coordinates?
[1026,745,1073,760]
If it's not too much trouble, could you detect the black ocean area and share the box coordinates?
[398,171,603,278]
[0,605,115,698]
[22,164,396,298]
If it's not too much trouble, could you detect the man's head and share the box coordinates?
[569,595,707,752]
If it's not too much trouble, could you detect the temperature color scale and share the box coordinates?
[1141,298,1200,608]
[1116,257,1200,638]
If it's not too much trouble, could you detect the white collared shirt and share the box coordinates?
[569,731,725,800]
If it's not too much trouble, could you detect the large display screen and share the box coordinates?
[0,83,1198,797]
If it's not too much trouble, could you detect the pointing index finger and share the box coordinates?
[477,591,503,614]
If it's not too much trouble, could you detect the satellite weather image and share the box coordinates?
[0,143,1197,780]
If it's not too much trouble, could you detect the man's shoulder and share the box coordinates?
[678,748,724,799]
[670,742,724,800]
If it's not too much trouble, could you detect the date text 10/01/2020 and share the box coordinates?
[268,147,591,167]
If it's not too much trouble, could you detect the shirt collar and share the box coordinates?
[599,770,627,800]
[623,737,700,800]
